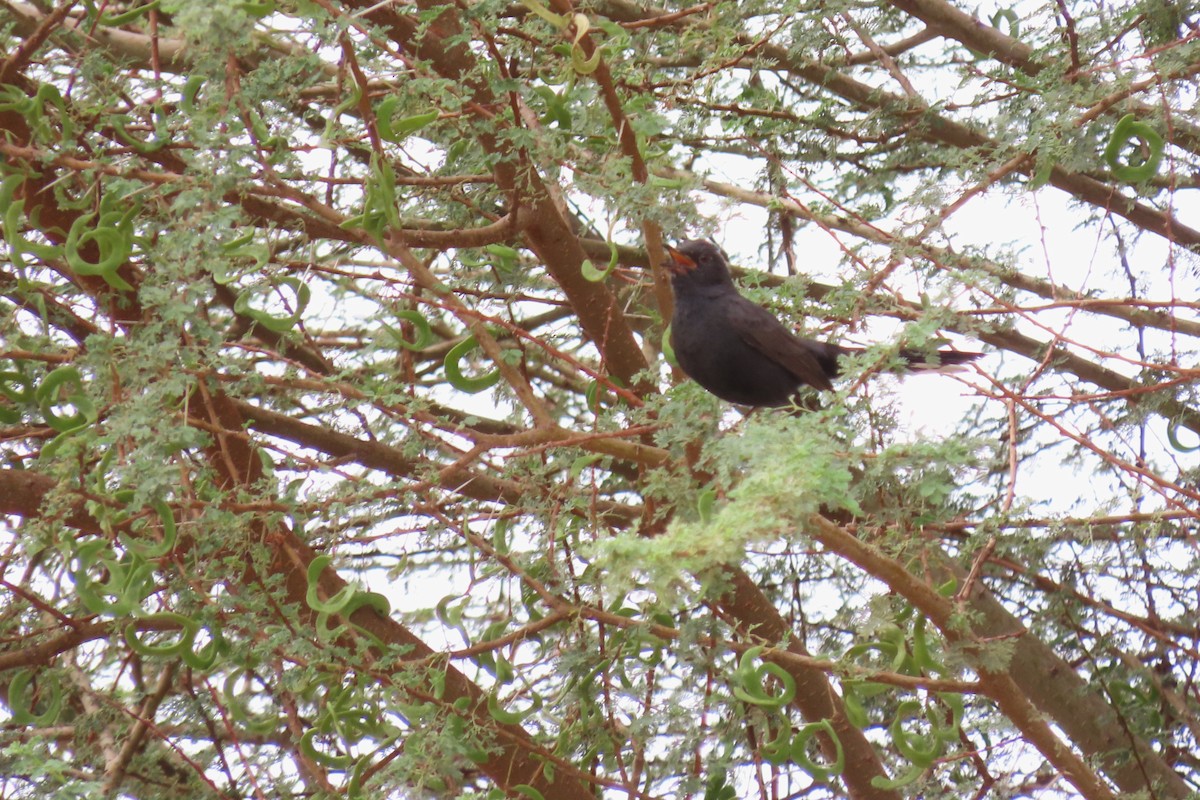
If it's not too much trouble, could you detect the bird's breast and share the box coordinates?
[671,299,800,406]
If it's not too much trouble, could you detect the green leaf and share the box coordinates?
[0,366,37,405]
[98,0,159,26]
[487,691,541,724]
[306,555,357,614]
[444,335,501,393]
[731,646,796,708]
[696,487,717,523]
[519,0,566,28]
[181,625,227,671]
[71,541,155,617]
[1103,113,1164,183]
[703,770,738,800]
[234,277,311,332]
[65,211,134,291]
[580,239,619,282]
[844,638,909,674]
[181,75,205,112]
[841,683,870,729]
[112,104,171,154]
[118,498,178,559]
[1166,424,1200,452]
[36,367,97,432]
[216,236,270,285]
[383,310,434,351]
[300,728,354,768]
[224,669,280,735]
[989,8,1019,37]
[124,613,198,658]
[570,453,604,480]
[236,0,276,18]
[6,669,64,725]
[662,324,678,368]
[1028,154,1055,189]
[871,762,926,790]
[791,720,844,781]
[377,96,439,142]
[492,518,511,555]
[888,700,944,767]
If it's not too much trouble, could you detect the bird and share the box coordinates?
[664,239,981,407]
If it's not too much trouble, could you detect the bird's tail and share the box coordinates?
[898,348,982,372]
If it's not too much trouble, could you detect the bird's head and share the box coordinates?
[664,239,733,288]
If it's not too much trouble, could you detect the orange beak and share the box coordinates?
[664,246,696,275]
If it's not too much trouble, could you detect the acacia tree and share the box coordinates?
[1,0,1197,798]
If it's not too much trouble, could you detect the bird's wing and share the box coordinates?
[726,298,836,392]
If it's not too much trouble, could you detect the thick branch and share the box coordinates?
[805,514,1189,799]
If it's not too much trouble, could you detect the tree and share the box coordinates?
[1,0,1197,797]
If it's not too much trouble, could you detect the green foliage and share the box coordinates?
[1,0,1197,798]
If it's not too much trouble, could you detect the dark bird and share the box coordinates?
[665,239,981,407]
